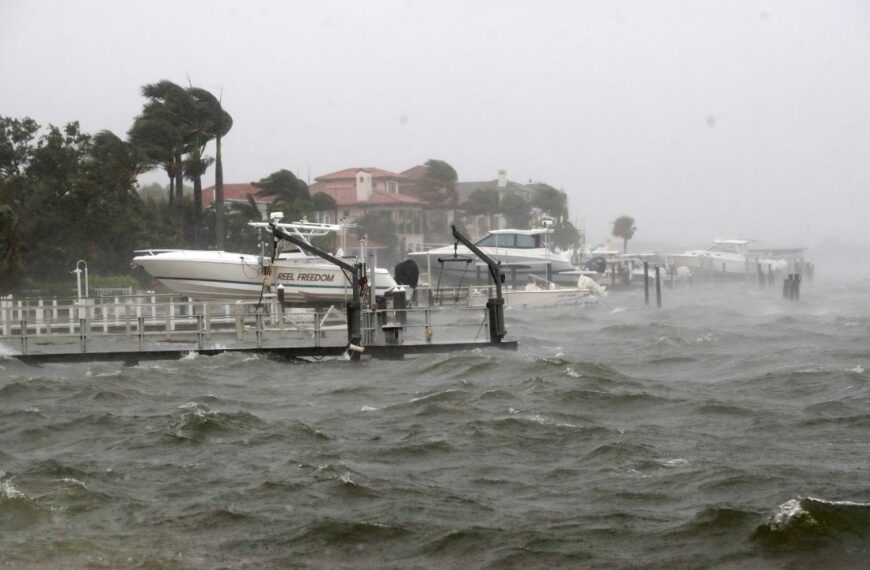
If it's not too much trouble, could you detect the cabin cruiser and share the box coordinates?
[409,226,574,284]
[669,239,776,277]
[132,219,399,302]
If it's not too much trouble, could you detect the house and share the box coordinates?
[202,183,275,218]
[456,170,536,239]
[308,167,427,252]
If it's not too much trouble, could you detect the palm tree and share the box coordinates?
[612,215,636,253]
[140,81,196,202]
[187,87,233,249]
[183,147,214,245]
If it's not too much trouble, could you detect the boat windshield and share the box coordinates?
[476,233,540,248]
[708,242,743,254]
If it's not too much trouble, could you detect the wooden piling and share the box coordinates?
[643,261,649,305]
[655,265,662,308]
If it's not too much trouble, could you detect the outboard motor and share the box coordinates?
[394,259,420,289]
[584,256,607,274]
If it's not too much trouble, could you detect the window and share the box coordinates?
[709,243,741,254]
[476,233,515,247]
[388,181,398,193]
[514,234,537,248]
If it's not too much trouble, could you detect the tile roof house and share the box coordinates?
[308,167,426,252]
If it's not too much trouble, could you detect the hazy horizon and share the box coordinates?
[2,0,868,249]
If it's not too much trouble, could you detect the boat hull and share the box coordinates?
[409,246,575,285]
[133,251,397,302]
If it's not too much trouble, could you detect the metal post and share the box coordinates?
[255,311,263,348]
[655,265,662,308]
[768,264,774,287]
[643,261,649,305]
[138,316,145,351]
[757,263,764,288]
[425,308,432,344]
[196,315,204,350]
[545,262,552,284]
[79,317,87,353]
[20,320,27,355]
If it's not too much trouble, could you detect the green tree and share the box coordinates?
[612,215,636,253]
[187,87,233,249]
[311,191,338,222]
[138,80,196,203]
[460,188,500,229]
[553,220,582,251]
[529,183,569,221]
[253,169,311,221]
[0,116,39,177]
[417,159,458,206]
[128,115,183,203]
[500,192,530,229]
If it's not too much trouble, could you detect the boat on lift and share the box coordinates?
[132,216,399,302]
[669,239,777,277]
[409,221,574,284]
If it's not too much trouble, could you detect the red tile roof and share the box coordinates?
[400,165,428,180]
[315,167,407,182]
[202,183,277,205]
[316,187,421,207]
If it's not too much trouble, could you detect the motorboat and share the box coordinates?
[409,226,575,285]
[469,274,607,309]
[669,239,777,277]
[132,220,399,302]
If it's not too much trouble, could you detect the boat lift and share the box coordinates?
[1,222,514,364]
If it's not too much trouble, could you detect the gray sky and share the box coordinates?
[2,0,868,248]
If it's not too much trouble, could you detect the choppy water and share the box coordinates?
[2,279,869,569]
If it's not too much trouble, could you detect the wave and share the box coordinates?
[752,496,870,548]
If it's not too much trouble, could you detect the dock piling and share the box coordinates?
[655,265,662,308]
[643,261,650,305]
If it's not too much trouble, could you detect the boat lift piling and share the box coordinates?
[266,221,364,358]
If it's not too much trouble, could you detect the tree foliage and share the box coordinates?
[253,169,311,221]
[529,183,569,221]
[500,192,531,229]
[612,215,636,253]
[417,159,458,206]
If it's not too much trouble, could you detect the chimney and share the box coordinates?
[355,170,373,202]
[497,169,508,188]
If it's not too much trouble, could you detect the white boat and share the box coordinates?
[669,239,775,277]
[469,275,607,308]
[132,221,399,302]
[410,227,575,284]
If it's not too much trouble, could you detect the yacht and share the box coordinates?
[132,220,399,302]
[669,239,775,276]
[409,227,575,284]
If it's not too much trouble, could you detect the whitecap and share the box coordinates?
[848,366,865,374]
[181,351,199,361]
[507,407,520,415]
[771,498,813,529]
[338,472,356,485]
[0,476,25,500]
[59,477,87,488]
[360,405,378,412]
[660,458,689,467]
[609,307,626,314]
[565,366,581,378]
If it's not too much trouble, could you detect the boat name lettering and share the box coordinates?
[277,272,335,282]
